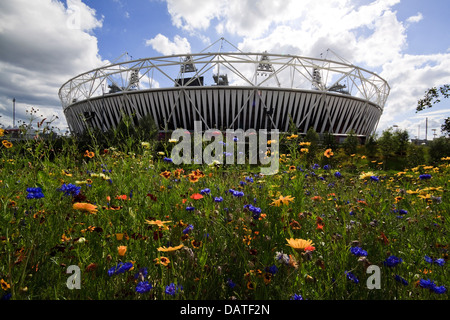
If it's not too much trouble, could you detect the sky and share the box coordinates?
[0,0,449,140]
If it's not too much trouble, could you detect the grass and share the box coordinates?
[0,130,448,300]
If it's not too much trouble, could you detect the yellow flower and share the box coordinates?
[286,238,315,251]
[286,134,298,140]
[270,195,295,207]
[154,256,171,267]
[145,219,172,230]
[117,245,127,256]
[324,148,334,158]
[141,142,150,149]
[299,142,311,146]
[157,244,184,252]
[1,279,10,291]
[300,148,309,153]
[359,171,375,180]
[168,138,178,143]
[84,150,95,158]
[2,140,13,149]
[72,202,98,214]
[0,128,4,137]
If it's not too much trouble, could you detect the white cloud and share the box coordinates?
[0,0,105,130]
[145,34,191,55]
[406,12,423,24]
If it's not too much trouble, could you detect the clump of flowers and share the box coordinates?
[26,187,44,199]
[165,282,183,296]
[58,183,81,197]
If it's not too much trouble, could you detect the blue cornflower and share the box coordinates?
[134,268,148,280]
[163,157,173,163]
[26,187,44,199]
[434,258,445,266]
[419,174,431,180]
[136,281,153,293]
[345,271,359,284]
[214,196,223,202]
[186,206,195,211]
[229,189,244,197]
[239,181,246,186]
[419,278,435,289]
[370,176,379,182]
[334,171,342,178]
[383,255,403,267]
[200,188,211,195]
[424,255,434,264]
[394,275,408,286]
[290,293,304,300]
[398,209,408,215]
[233,136,239,142]
[245,176,254,183]
[226,279,236,289]
[312,164,320,170]
[183,224,194,234]
[165,283,183,296]
[432,285,447,294]
[323,164,330,170]
[350,246,368,257]
[58,183,81,197]
[108,262,134,276]
[267,264,278,275]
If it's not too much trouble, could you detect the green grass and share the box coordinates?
[0,133,448,300]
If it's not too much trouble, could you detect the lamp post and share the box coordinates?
[12,98,15,128]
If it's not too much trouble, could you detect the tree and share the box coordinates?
[393,129,409,156]
[416,85,450,112]
[417,84,450,137]
[342,129,358,155]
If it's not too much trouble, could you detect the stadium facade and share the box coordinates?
[59,38,389,141]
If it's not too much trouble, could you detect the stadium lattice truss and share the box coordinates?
[59,38,390,138]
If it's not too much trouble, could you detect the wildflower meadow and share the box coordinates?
[0,124,448,302]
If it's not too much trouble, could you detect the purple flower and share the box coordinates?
[350,246,368,257]
[214,196,223,202]
[136,281,152,293]
[165,282,183,295]
[394,275,408,286]
[383,255,403,267]
[183,224,194,234]
[345,271,359,284]
[290,293,304,300]
[419,174,431,180]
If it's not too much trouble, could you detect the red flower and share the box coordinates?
[190,193,203,200]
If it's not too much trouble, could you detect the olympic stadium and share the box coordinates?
[58,38,390,141]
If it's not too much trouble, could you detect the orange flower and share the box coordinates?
[160,171,171,179]
[191,239,202,249]
[324,148,334,158]
[1,279,11,291]
[188,175,199,183]
[286,238,315,251]
[270,195,295,207]
[190,193,203,200]
[154,256,171,267]
[73,202,98,214]
[2,140,13,149]
[145,219,172,230]
[117,245,127,256]
[157,244,184,252]
[311,195,323,202]
[84,150,95,158]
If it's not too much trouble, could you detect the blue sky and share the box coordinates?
[0,0,449,140]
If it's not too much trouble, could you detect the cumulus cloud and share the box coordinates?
[161,0,449,136]
[145,34,191,55]
[0,0,105,130]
